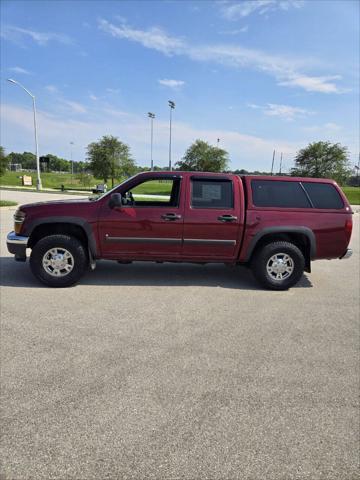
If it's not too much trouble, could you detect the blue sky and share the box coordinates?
[1,0,359,172]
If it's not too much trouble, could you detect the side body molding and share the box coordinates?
[244,226,317,261]
[25,216,98,256]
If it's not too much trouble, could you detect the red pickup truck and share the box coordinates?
[7,172,353,290]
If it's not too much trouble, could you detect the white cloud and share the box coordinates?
[45,85,59,93]
[278,74,346,94]
[98,19,345,94]
[218,26,249,35]
[303,122,343,132]
[98,19,184,56]
[158,79,185,89]
[265,103,314,120]
[89,94,98,101]
[248,103,314,121]
[62,100,87,114]
[103,108,131,117]
[1,25,73,46]
[8,66,32,75]
[106,88,121,94]
[324,122,342,130]
[220,1,304,20]
[247,103,262,110]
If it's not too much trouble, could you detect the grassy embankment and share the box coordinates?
[342,187,360,205]
[0,171,172,195]
[0,200,18,207]
[0,171,96,191]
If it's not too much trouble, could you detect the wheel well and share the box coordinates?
[28,223,88,250]
[250,232,311,272]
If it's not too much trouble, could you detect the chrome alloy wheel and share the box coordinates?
[42,248,74,277]
[266,253,294,281]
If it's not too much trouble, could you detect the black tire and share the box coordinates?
[251,241,305,290]
[30,234,88,287]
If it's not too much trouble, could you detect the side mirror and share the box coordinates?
[109,193,123,209]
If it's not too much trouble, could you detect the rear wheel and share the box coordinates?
[30,234,88,287]
[251,241,305,290]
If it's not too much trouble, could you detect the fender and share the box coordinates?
[244,226,316,261]
[24,216,98,256]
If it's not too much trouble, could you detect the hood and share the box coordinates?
[20,197,92,210]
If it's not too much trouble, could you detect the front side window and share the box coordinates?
[122,178,181,207]
[251,180,311,208]
[191,179,233,209]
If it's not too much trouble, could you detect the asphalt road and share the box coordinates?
[1,190,359,480]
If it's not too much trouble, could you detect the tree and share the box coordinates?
[176,139,229,172]
[7,151,36,170]
[87,135,136,187]
[291,141,351,184]
[0,146,9,176]
[43,153,70,172]
[74,161,89,174]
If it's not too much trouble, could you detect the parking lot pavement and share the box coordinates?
[1,191,359,480]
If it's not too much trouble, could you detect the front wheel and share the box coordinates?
[251,241,305,290]
[30,234,88,287]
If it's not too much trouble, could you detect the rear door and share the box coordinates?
[182,176,244,260]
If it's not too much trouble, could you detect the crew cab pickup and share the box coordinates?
[7,172,353,289]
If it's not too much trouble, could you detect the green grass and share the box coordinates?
[0,200,18,207]
[342,186,360,205]
[0,172,174,195]
[0,171,98,190]
[131,180,173,195]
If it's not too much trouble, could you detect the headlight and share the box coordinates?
[14,209,26,234]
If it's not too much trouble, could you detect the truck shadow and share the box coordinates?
[0,257,313,290]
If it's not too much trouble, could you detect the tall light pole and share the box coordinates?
[168,100,175,171]
[7,78,42,190]
[70,141,74,183]
[148,112,155,171]
[271,149,276,175]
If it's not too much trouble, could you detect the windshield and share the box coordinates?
[88,174,139,201]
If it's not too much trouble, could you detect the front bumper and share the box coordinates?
[339,248,353,260]
[7,231,29,261]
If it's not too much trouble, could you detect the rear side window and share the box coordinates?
[251,180,311,208]
[302,182,344,209]
[191,179,233,209]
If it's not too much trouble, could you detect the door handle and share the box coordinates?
[161,213,182,221]
[218,215,238,223]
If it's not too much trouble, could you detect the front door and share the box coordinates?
[98,176,184,259]
[182,176,243,260]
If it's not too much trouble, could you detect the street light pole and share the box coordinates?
[271,149,276,175]
[7,78,42,190]
[148,112,155,171]
[70,141,74,184]
[168,100,175,171]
